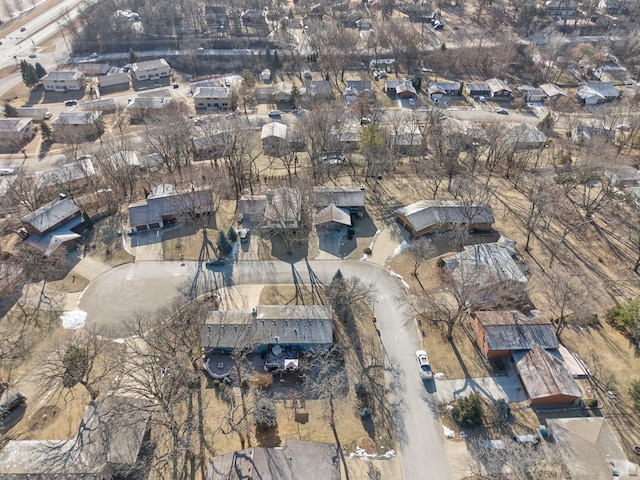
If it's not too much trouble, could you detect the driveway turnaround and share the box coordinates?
[78,259,451,480]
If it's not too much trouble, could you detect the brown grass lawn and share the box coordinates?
[48,273,90,293]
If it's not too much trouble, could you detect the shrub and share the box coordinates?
[586,398,598,408]
[227,226,238,243]
[254,396,277,430]
[629,380,640,412]
[217,230,232,255]
[363,246,372,255]
[452,393,483,427]
[606,299,640,328]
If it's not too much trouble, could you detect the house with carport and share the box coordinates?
[486,78,512,98]
[394,200,494,237]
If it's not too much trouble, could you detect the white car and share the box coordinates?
[408,98,416,106]
[416,350,433,380]
[0,168,16,176]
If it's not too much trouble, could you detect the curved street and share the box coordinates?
[78,258,450,480]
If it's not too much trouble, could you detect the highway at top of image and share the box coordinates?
[78,258,451,480]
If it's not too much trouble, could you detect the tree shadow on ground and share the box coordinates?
[270,235,308,263]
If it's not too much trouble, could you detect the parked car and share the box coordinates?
[360,117,371,125]
[89,52,98,58]
[0,168,16,176]
[496,108,508,115]
[513,434,540,445]
[44,111,52,119]
[478,96,486,103]
[0,392,26,420]
[416,350,433,380]
[20,26,26,32]
[239,228,250,242]
[408,98,416,106]
[28,53,36,58]
[206,258,225,267]
[65,100,77,107]
[268,110,281,119]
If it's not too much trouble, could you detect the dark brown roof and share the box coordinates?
[513,345,582,402]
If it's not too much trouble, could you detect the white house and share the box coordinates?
[130,59,170,82]
[0,118,35,150]
[42,71,86,92]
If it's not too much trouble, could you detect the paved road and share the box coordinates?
[78,258,451,480]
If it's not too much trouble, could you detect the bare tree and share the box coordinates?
[406,238,436,283]
[144,100,194,174]
[539,271,590,336]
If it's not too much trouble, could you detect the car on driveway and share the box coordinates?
[416,350,433,380]
[408,98,415,106]
[239,228,250,242]
[0,392,26,420]
[206,258,225,267]
[65,100,78,107]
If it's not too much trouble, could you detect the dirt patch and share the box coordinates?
[27,405,60,432]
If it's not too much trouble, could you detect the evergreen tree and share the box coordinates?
[412,75,422,92]
[3,102,18,117]
[217,230,232,255]
[227,226,238,243]
[290,84,300,109]
[40,121,52,141]
[272,50,282,70]
[265,46,273,67]
[20,60,38,88]
[129,48,137,63]
[34,62,47,79]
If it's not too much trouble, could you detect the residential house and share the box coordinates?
[576,81,619,104]
[206,439,340,480]
[314,186,365,216]
[192,86,234,110]
[472,309,558,359]
[202,305,333,372]
[394,200,494,237]
[503,123,547,149]
[127,96,167,120]
[51,112,104,142]
[16,107,48,120]
[20,194,84,256]
[385,80,417,98]
[98,71,130,90]
[513,345,582,405]
[255,82,293,103]
[605,166,640,187]
[35,156,97,191]
[427,81,462,102]
[192,129,228,160]
[240,9,266,25]
[0,396,151,477]
[21,195,81,236]
[302,80,332,101]
[539,83,566,100]
[128,183,214,231]
[330,124,361,152]
[130,58,170,82]
[261,122,288,152]
[545,0,578,18]
[41,70,86,92]
[548,418,640,479]
[80,97,117,113]
[0,118,35,150]
[77,63,111,76]
[486,78,513,98]
[239,188,302,231]
[571,125,616,143]
[466,82,491,98]
[390,124,423,155]
[442,236,527,304]
[313,203,352,229]
[517,85,547,103]
[346,80,372,95]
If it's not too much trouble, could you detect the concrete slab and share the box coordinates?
[435,363,527,403]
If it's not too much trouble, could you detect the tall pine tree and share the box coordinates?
[40,121,53,141]
[20,60,38,88]
[34,62,47,79]
[217,230,232,255]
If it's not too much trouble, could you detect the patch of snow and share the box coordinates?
[443,426,455,438]
[112,338,125,344]
[348,447,396,460]
[435,372,446,379]
[389,270,410,290]
[61,310,87,329]
[389,240,410,260]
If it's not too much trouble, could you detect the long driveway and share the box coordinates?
[78,259,450,480]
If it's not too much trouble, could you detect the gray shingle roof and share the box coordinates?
[202,305,333,350]
[475,310,559,351]
[314,204,351,226]
[486,78,512,94]
[503,123,547,146]
[313,186,365,209]
[21,197,80,234]
[394,200,494,233]
[128,185,213,228]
